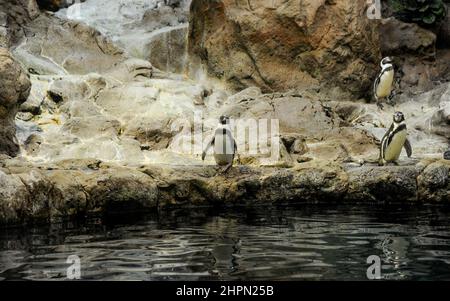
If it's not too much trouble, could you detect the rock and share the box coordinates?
[0,48,31,157]
[1,159,450,225]
[281,133,309,155]
[379,18,436,57]
[0,160,160,225]
[0,11,7,48]
[445,151,450,161]
[12,14,125,75]
[188,0,380,97]
[164,0,184,8]
[46,170,88,219]
[79,167,159,213]
[144,25,188,73]
[0,0,40,48]
[418,160,450,202]
[124,118,175,150]
[0,170,29,224]
[36,0,85,12]
[46,76,91,104]
[106,58,153,82]
[20,82,44,115]
[437,4,450,47]
[62,116,121,139]
[24,133,43,155]
[346,165,418,202]
[141,3,189,27]
[57,0,190,64]
[427,83,450,138]
[16,112,34,121]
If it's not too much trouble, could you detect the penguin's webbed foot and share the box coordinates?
[387,98,396,107]
[387,90,396,105]
[220,163,233,174]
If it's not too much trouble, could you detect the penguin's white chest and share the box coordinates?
[213,129,234,166]
[376,69,394,98]
[384,130,407,162]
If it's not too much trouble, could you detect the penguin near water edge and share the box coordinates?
[379,111,412,166]
[202,115,238,173]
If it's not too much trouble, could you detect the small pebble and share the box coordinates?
[444,151,450,160]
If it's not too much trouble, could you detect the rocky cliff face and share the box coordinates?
[0,48,31,157]
[56,0,191,73]
[188,0,381,97]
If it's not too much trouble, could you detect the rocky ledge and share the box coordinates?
[1,158,449,226]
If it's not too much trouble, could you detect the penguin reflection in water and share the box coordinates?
[379,111,412,166]
[202,115,238,173]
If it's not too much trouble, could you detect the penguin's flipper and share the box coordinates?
[404,138,412,158]
[380,123,393,162]
[202,137,215,161]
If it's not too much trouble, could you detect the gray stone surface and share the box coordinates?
[0,48,31,157]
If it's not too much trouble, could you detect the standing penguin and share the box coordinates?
[379,111,412,166]
[202,115,237,173]
[374,57,395,109]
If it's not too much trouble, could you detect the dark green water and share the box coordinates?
[1,205,450,281]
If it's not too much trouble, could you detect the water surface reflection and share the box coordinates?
[1,205,450,280]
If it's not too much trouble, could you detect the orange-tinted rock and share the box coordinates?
[188,0,381,97]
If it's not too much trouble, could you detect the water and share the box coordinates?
[1,204,450,281]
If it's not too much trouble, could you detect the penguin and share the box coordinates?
[374,56,395,109]
[202,115,237,173]
[379,111,412,166]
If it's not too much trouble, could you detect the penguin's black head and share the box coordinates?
[381,56,394,66]
[393,111,405,123]
[219,115,230,125]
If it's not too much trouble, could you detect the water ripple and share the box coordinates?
[1,205,450,280]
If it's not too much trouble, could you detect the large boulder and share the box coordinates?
[143,25,188,73]
[379,18,436,57]
[427,83,450,138]
[0,0,40,48]
[188,0,381,97]
[11,12,125,76]
[0,48,31,156]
